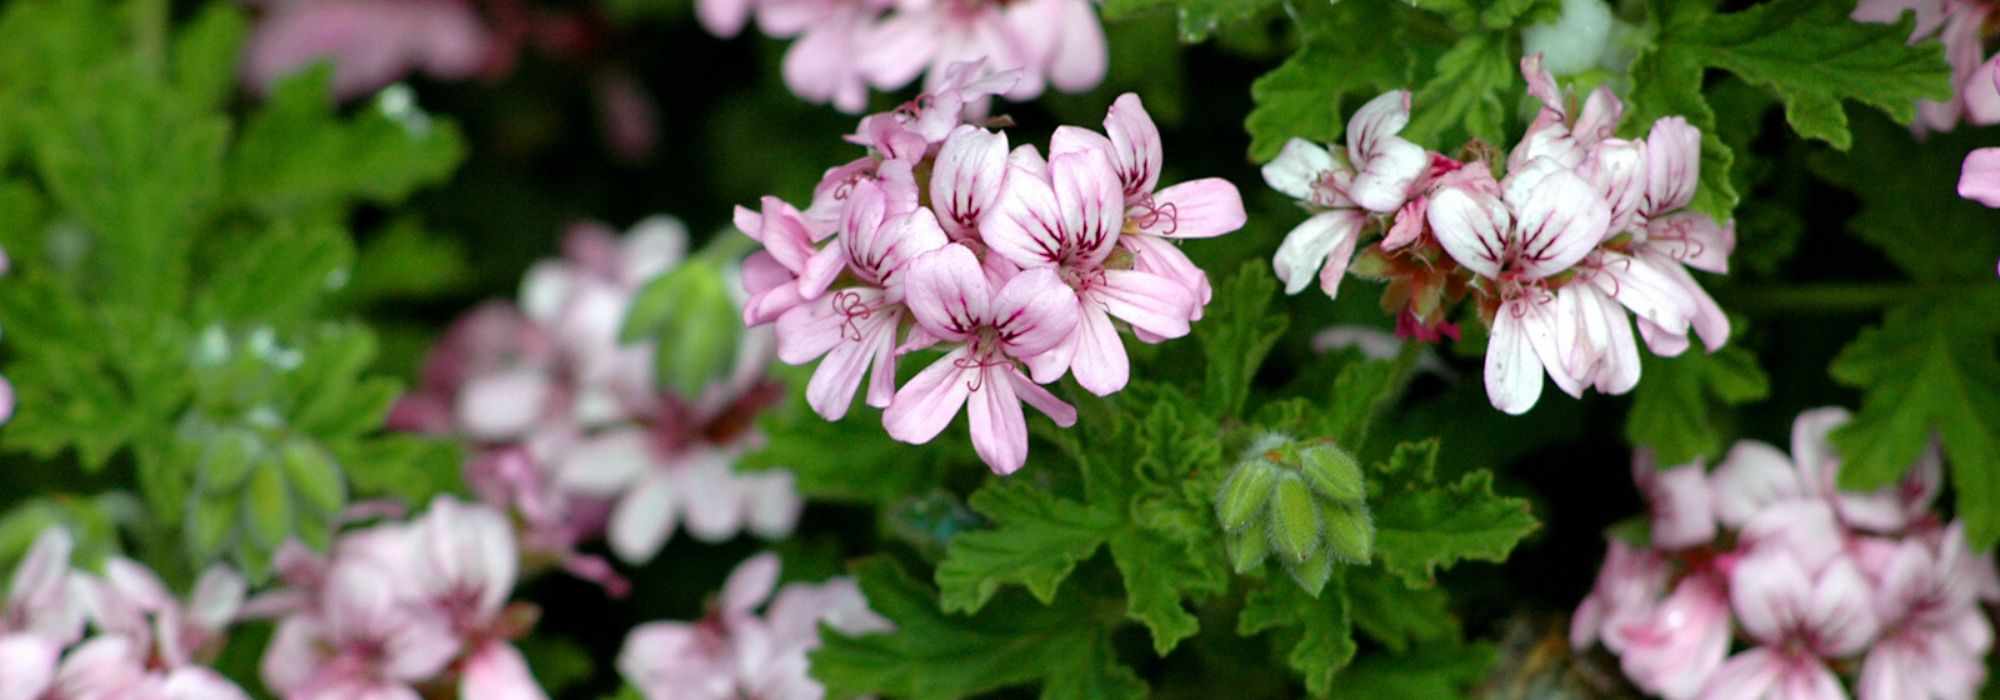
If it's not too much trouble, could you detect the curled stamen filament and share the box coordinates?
[833,290,873,342]
[951,351,1007,391]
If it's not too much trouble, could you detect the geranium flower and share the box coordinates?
[884,244,1079,474]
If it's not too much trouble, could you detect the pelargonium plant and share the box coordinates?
[1573,408,1998,699]
[738,60,1247,473]
[5,0,2000,698]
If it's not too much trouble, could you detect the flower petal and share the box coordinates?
[1709,440,1805,530]
[883,347,978,445]
[932,127,1012,241]
[967,365,1030,474]
[903,245,994,340]
[992,267,1081,357]
[1427,182,1511,279]
[1643,116,1701,215]
[609,472,678,564]
[1066,303,1129,396]
[1505,158,1611,278]
[1261,139,1338,202]
[1961,147,2000,207]
[1485,299,1546,415]
[1105,93,1164,198]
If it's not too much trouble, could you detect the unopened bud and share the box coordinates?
[1215,459,1281,533]
[1299,442,1365,504]
[1228,518,1271,574]
[622,256,743,399]
[1268,474,1322,564]
[1285,544,1336,597]
[1322,504,1374,564]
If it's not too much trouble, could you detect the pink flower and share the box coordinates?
[856,0,1105,103]
[883,244,1080,474]
[1570,540,1670,651]
[776,177,950,420]
[1618,117,1736,355]
[1858,524,1992,700]
[1710,408,1941,535]
[261,498,549,699]
[739,197,845,327]
[1426,156,1612,414]
[757,0,890,112]
[0,528,86,700]
[699,0,757,37]
[1263,90,1429,298]
[556,428,803,563]
[1854,0,2000,133]
[1053,93,1246,318]
[618,554,890,700]
[243,0,492,101]
[53,635,252,700]
[982,145,1195,396]
[1633,450,1717,550]
[1610,573,1733,700]
[1511,53,1626,174]
[1699,551,1878,700]
[852,61,1021,151]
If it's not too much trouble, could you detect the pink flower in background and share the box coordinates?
[1570,540,1670,651]
[857,0,1104,104]
[242,0,493,100]
[399,216,802,570]
[1611,573,1732,700]
[0,528,87,700]
[885,245,1080,474]
[1575,408,1991,700]
[1632,451,1716,550]
[1854,0,2000,133]
[1701,551,1878,700]
[259,498,549,699]
[1264,90,1428,298]
[618,553,890,700]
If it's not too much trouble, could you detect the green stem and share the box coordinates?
[1720,283,1986,314]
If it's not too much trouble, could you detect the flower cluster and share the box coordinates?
[694,0,1106,113]
[617,552,890,699]
[738,62,1247,474]
[1264,54,1736,415]
[393,217,802,573]
[250,497,548,699]
[1853,0,2000,134]
[0,527,251,699]
[1573,408,1999,700]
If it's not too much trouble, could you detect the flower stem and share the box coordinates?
[1720,283,1986,314]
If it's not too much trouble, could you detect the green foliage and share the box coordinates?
[1624,345,1771,466]
[0,0,466,580]
[935,479,1117,613]
[1828,298,2000,546]
[1238,576,1357,697]
[1369,440,1538,587]
[1100,0,1282,43]
[1196,263,1288,418]
[1242,0,1415,161]
[1403,31,1516,149]
[811,557,1146,700]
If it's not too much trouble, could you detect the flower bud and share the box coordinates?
[1215,458,1281,533]
[1321,504,1374,564]
[1285,542,1336,596]
[1298,441,1365,504]
[622,256,743,398]
[1268,474,1323,564]
[1227,518,1272,574]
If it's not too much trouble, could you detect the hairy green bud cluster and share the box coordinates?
[1214,433,1372,596]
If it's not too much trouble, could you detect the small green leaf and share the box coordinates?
[1326,643,1497,700]
[935,480,1115,613]
[1242,0,1415,161]
[199,428,262,494]
[1196,263,1287,417]
[1403,31,1515,149]
[1370,440,1539,587]
[280,440,346,516]
[240,467,293,550]
[1238,575,1357,697]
